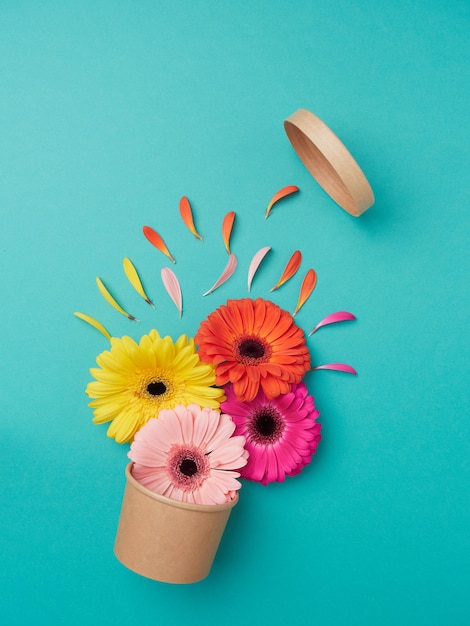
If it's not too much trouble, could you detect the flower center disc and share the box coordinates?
[168,446,210,491]
[239,339,265,359]
[249,406,285,444]
[179,459,198,476]
[147,381,167,396]
[235,335,271,365]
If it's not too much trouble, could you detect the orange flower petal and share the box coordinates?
[179,196,203,240]
[222,211,235,254]
[270,251,302,292]
[293,269,317,316]
[265,185,299,219]
[142,226,175,263]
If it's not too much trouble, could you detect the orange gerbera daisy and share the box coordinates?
[195,298,311,402]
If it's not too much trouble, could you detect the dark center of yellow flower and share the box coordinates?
[249,406,285,444]
[147,381,167,396]
[179,459,198,477]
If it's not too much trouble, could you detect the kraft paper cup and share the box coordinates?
[114,463,238,584]
[284,108,374,216]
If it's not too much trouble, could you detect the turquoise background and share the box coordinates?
[1,1,468,624]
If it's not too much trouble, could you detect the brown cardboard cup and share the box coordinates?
[284,109,374,216]
[114,463,238,584]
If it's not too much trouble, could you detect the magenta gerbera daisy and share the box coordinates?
[128,404,248,505]
[221,382,321,485]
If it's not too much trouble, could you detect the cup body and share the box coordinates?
[114,463,238,583]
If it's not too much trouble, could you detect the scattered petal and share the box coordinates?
[311,363,357,375]
[265,185,299,219]
[222,211,236,254]
[161,267,183,317]
[96,277,139,321]
[203,253,237,296]
[308,311,356,336]
[142,226,176,263]
[123,257,154,307]
[270,250,302,292]
[293,269,317,316]
[74,312,111,340]
[247,246,271,292]
[179,196,203,240]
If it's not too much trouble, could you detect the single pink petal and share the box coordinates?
[205,413,236,450]
[200,409,222,448]
[247,246,271,292]
[197,478,228,505]
[209,437,247,469]
[265,447,280,484]
[203,253,237,296]
[131,465,171,493]
[208,470,242,495]
[249,445,269,482]
[128,445,167,467]
[311,363,357,375]
[161,267,183,317]
[157,409,185,444]
[191,406,210,446]
[308,311,356,336]
[179,406,194,443]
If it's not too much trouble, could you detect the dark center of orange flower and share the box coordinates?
[147,381,167,396]
[239,339,265,358]
[249,406,285,444]
[179,459,198,477]
[235,335,272,365]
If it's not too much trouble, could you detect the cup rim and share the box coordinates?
[125,462,239,513]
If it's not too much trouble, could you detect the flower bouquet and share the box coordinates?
[76,192,356,583]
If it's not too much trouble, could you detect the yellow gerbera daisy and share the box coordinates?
[86,330,225,443]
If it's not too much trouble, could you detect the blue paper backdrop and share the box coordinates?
[1,1,468,624]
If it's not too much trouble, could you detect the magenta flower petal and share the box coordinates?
[221,382,321,485]
[128,405,247,505]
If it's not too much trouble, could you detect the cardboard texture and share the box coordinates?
[284,109,374,216]
[114,463,238,584]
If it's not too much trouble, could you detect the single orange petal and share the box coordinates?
[270,250,302,292]
[222,211,235,254]
[142,226,176,263]
[293,268,317,316]
[265,185,299,219]
[179,196,203,240]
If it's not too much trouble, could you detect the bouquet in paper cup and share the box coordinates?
[77,191,356,583]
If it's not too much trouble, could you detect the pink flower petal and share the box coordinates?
[308,311,356,336]
[161,267,183,317]
[247,246,271,292]
[311,363,357,375]
[203,253,237,296]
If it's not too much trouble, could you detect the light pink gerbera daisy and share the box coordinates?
[128,404,248,505]
[221,382,321,485]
